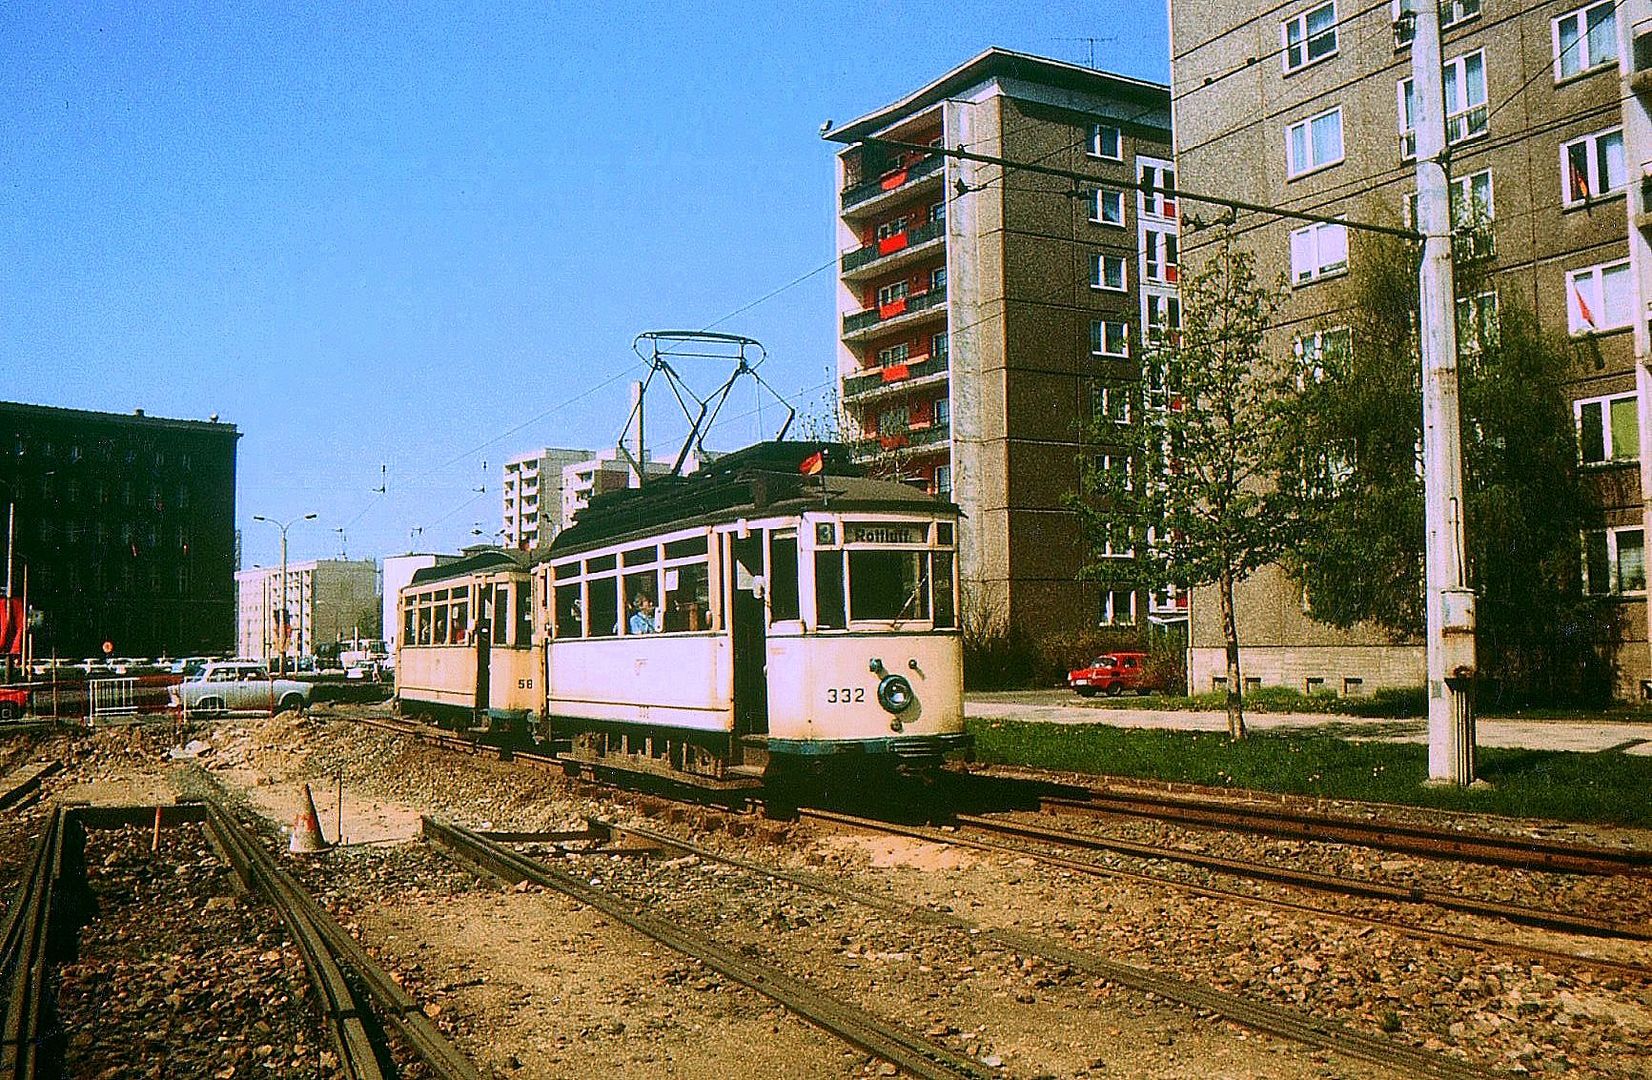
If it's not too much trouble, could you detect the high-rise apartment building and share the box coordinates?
[832,49,1179,648]
[1171,0,1652,695]
[235,558,379,663]
[502,448,592,550]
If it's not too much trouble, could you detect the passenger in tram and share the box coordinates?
[628,592,660,635]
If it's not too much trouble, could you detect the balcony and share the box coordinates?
[842,286,948,343]
[842,219,945,280]
[841,154,945,215]
[843,353,949,401]
[850,419,952,460]
[1452,223,1494,263]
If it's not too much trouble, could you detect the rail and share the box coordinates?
[422,816,995,1080]
[205,802,481,1080]
[0,808,74,1080]
[597,815,1492,1080]
[1042,788,1652,876]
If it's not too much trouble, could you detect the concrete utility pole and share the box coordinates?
[253,513,316,677]
[1411,3,1478,785]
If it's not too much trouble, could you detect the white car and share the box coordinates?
[169,661,312,715]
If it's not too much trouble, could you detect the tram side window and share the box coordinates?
[815,551,846,629]
[417,603,432,645]
[849,550,930,621]
[768,533,800,623]
[664,561,711,631]
[403,605,415,647]
[554,583,582,639]
[624,570,659,634]
[451,597,469,643]
[933,552,956,629]
[432,603,448,644]
[589,576,620,637]
[515,584,533,645]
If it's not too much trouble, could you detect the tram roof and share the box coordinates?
[546,441,956,559]
[408,547,530,586]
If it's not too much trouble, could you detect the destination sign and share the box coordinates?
[847,522,925,545]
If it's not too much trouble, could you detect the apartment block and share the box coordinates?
[1170,0,1652,695]
[831,48,1180,646]
[235,559,379,664]
[502,448,592,550]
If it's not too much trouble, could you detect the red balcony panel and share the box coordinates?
[881,362,910,383]
[877,231,910,255]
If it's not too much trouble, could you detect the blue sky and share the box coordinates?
[2,1,1169,569]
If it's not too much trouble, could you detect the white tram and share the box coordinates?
[395,549,540,729]
[537,441,969,785]
[392,442,971,786]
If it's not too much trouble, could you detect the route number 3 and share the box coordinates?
[825,687,865,704]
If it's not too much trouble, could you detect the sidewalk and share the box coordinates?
[965,690,1652,755]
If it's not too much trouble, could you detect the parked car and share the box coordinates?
[167,656,211,677]
[1067,651,1164,697]
[168,661,312,715]
[0,686,28,721]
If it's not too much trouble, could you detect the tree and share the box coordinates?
[1069,236,1292,737]
[1276,233,1601,703]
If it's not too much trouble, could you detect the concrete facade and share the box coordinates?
[501,448,591,551]
[1171,0,1652,697]
[235,558,379,664]
[832,49,1183,653]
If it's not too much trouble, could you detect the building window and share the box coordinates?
[1100,589,1138,626]
[932,332,950,360]
[876,280,908,307]
[1143,229,1178,283]
[1289,221,1348,283]
[930,266,947,292]
[878,343,909,366]
[1093,253,1127,291]
[1096,453,1134,491]
[1407,169,1494,260]
[1567,260,1633,334]
[933,397,950,427]
[934,465,952,497]
[930,201,945,224]
[1576,393,1639,464]
[1139,159,1176,218]
[1584,526,1645,594]
[1293,327,1352,384]
[1285,108,1343,177]
[1398,51,1486,157]
[1089,123,1123,160]
[1091,319,1129,358]
[876,216,908,242]
[1282,2,1337,72]
[1393,0,1481,46]
[1554,2,1618,80]
[1456,290,1499,352]
[1562,128,1626,206]
[1089,188,1125,225]
[1094,385,1131,425]
[1145,292,1181,342]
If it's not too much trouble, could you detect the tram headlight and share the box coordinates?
[877,673,915,715]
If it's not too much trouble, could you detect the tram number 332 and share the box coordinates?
[825,687,866,704]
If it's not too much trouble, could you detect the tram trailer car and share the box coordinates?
[538,441,969,787]
[396,549,540,733]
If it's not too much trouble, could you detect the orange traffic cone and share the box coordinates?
[289,783,331,855]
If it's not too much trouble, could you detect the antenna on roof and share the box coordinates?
[616,331,796,485]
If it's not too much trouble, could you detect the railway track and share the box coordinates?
[0,808,74,1080]
[422,816,1000,1080]
[563,815,1494,1080]
[204,800,482,1080]
[0,764,59,813]
[800,807,1652,983]
[1043,787,1652,876]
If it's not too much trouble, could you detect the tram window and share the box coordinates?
[849,551,930,622]
[483,586,500,642]
[552,560,579,581]
[769,533,800,623]
[586,554,616,574]
[403,607,415,646]
[933,551,957,628]
[622,545,657,567]
[417,606,433,645]
[624,571,659,634]
[516,585,533,645]
[451,599,469,643]
[554,584,582,638]
[432,589,449,602]
[433,604,449,643]
[664,562,711,631]
[665,535,708,559]
[815,551,846,630]
[588,576,620,636]
[937,522,954,547]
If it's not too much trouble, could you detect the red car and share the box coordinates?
[1067,652,1159,697]
[0,686,27,721]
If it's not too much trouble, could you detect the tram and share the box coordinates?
[537,441,970,786]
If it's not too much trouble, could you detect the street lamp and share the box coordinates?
[251,513,316,675]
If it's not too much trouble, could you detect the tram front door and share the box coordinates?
[729,534,768,736]
[474,585,492,726]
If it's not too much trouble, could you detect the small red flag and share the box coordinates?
[799,450,824,476]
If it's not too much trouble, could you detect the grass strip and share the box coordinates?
[967,718,1652,828]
